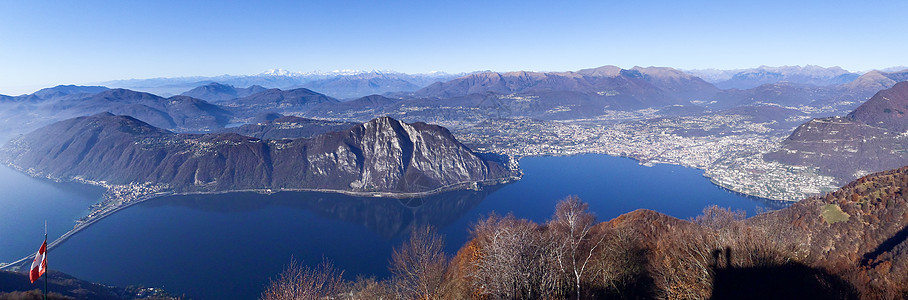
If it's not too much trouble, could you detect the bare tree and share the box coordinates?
[548,196,606,299]
[469,214,558,299]
[693,205,745,231]
[345,276,394,300]
[590,226,647,298]
[261,259,344,300]
[390,226,449,300]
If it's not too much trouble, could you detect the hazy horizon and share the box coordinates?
[3,63,907,96]
[2,0,907,95]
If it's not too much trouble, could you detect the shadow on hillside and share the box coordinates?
[710,249,858,300]
[862,224,908,267]
[586,244,658,300]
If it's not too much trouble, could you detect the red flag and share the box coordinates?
[29,238,47,283]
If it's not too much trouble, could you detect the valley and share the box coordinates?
[2,64,908,299]
[5,2,908,298]
[2,66,907,204]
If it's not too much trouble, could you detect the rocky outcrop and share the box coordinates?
[1,113,518,195]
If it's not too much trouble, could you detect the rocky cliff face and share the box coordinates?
[1,113,517,195]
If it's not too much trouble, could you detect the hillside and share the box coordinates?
[0,113,518,195]
[0,87,231,142]
[229,87,339,117]
[735,166,908,299]
[847,81,908,131]
[0,270,124,299]
[9,85,110,102]
[303,95,403,119]
[409,65,719,109]
[179,83,267,102]
[844,69,908,91]
[704,65,860,89]
[709,82,855,109]
[766,82,908,184]
[277,167,908,299]
[219,115,357,140]
[0,269,180,299]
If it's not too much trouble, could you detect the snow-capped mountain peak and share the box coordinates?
[260,68,302,76]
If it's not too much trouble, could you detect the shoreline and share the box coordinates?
[514,152,806,203]
[0,175,520,272]
[0,151,799,271]
[0,191,164,271]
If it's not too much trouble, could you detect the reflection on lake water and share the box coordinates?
[38,154,785,299]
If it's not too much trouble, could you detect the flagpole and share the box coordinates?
[44,221,47,300]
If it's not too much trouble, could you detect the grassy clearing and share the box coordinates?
[821,204,850,224]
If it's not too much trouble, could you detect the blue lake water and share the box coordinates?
[4,154,785,299]
[0,166,103,262]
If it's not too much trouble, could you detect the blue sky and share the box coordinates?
[1,0,906,95]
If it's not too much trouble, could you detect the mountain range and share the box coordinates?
[0,86,231,142]
[1,113,518,195]
[2,65,906,137]
[765,81,908,184]
[687,65,863,89]
[180,82,268,102]
[101,70,464,99]
[407,65,718,104]
[228,87,340,117]
[95,65,907,104]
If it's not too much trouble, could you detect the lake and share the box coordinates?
[4,154,785,299]
[0,166,103,262]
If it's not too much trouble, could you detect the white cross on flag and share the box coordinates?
[29,238,47,283]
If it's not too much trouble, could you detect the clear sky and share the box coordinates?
[1,0,906,95]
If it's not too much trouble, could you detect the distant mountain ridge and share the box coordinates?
[180,82,267,102]
[1,113,517,195]
[68,88,231,131]
[4,64,905,141]
[230,87,340,117]
[765,81,908,184]
[687,65,861,89]
[847,81,908,131]
[844,69,908,91]
[102,70,465,99]
[409,65,719,104]
[0,85,109,101]
[0,86,230,142]
[704,69,908,114]
[219,115,357,140]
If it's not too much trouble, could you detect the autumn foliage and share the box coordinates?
[263,166,908,299]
